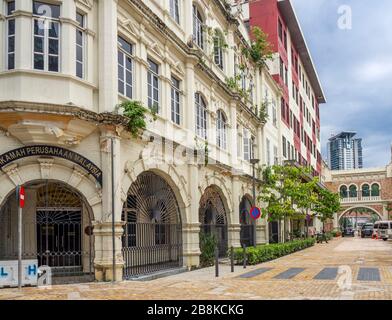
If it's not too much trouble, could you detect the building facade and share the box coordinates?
[327,131,363,171]
[0,0,325,284]
[0,0,287,283]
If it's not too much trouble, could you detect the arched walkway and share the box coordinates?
[199,185,229,257]
[338,206,382,230]
[121,171,183,278]
[239,195,254,247]
[0,180,95,283]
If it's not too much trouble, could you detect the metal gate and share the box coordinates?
[35,182,94,280]
[239,196,255,247]
[0,181,95,283]
[199,187,228,257]
[122,172,182,279]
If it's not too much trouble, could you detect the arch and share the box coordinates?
[0,180,96,282]
[122,171,183,278]
[349,184,358,198]
[0,161,102,221]
[361,184,370,197]
[239,194,254,247]
[338,206,383,221]
[198,175,233,220]
[339,185,348,198]
[371,183,380,197]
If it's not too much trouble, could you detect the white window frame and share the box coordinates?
[76,11,86,79]
[214,31,224,70]
[193,4,204,50]
[118,36,133,99]
[32,1,61,73]
[216,110,227,150]
[170,0,180,24]
[195,93,207,139]
[243,129,250,161]
[266,138,271,166]
[6,1,15,70]
[171,76,181,125]
[147,58,160,113]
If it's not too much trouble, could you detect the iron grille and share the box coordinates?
[122,172,183,278]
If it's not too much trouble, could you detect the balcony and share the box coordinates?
[341,196,381,203]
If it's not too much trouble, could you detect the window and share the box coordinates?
[284,67,288,86]
[216,110,227,150]
[279,58,284,80]
[118,36,133,98]
[272,99,277,127]
[6,1,15,70]
[371,184,380,197]
[362,184,370,197]
[349,185,358,198]
[213,31,224,70]
[76,12,86,78]
[170,0,179,24]
[283,30,287,51]
[193,4,204,49]
[273,146,278,165]
[266,138,271,166]
[195,92,207,139]
[278,20,283,41]
[171,76,181,125]
[243,129,250,161]
[33,1,61,72]
[147,58,160,112]
[282,136,287,158]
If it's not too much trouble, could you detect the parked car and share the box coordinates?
[342,227,355,237]
[361,224,374,238]
[374,221,392,241]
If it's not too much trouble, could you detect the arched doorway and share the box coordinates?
[239,196,254,247]
[122,171,183,278]
[199,186,228,257]
[0,180,95,283]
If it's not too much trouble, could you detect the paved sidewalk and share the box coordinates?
[1,237,392,300]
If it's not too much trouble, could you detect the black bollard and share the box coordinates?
[230,246,234,273]
[215,246,219,278]
[243,245,247,269]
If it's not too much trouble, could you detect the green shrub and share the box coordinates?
[232,238,316,265]
[199,233,218,267]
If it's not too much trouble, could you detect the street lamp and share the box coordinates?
[250,158,260,247]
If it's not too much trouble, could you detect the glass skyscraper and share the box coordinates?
[327,132,363,170]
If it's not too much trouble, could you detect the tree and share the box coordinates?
[314,187,341,231]
[259,165,305,242]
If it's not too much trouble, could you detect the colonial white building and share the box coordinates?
[0,0,294,283]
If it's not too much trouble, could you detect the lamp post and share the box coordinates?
[250,158,260,247]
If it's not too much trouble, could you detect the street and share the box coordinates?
[1,237,392,300]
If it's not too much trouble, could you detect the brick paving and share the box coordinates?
[1,237,392,300]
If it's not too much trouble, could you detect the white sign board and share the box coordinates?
[0,260,38,288]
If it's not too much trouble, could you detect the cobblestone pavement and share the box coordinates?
[2,237,392,300]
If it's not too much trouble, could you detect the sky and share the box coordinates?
[291,0,392,168]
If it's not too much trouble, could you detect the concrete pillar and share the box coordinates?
[183,164,201,268]
[60,0,76,76]
[98,0,118,112]
[228,177,241,248]
[15,0,32,70]
[93,130,124,281]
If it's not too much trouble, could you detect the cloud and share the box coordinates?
[292,0,392,167]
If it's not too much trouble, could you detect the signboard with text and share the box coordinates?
[0,260,38,288]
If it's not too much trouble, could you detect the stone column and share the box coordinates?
[93,130,124,281]
[228,176,241,248]
[183,164,201,268]
[98,0,118,113]
[184,58,197,146]
[229,100,238,169]
[16,0,33,70]
[60,0,76,76]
